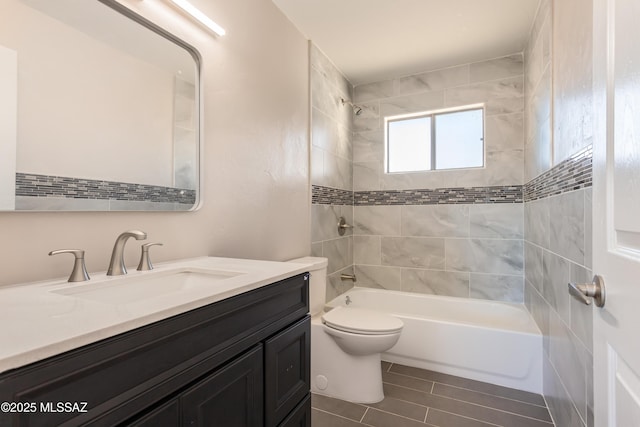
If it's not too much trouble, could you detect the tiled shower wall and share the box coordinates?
[524,1,595,426]
[350,55,526,302]
[309,44,356,302]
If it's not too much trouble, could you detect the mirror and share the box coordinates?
[0,0,200,211]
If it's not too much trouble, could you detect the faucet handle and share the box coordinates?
[49,249,90,282]
[137,243,163,271]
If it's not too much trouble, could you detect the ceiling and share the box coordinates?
[272,0,541,85]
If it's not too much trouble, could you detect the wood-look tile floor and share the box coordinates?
[311,362,554,427]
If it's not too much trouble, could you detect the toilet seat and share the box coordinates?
[322,306,403,335]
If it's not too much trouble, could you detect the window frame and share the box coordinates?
[384,104,485,174]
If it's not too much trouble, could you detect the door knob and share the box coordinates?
[568,275,606,307]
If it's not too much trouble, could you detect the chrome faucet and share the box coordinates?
[107,230,147,276]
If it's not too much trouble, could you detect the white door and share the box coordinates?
[592,0,640,425]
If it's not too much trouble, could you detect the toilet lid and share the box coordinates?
[322,306,403,335]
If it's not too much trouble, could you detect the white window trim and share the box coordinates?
[384,103,486,174]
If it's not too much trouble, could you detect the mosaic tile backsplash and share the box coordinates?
[16,173,196,205]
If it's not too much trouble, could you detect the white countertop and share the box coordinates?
[0,257,311,373]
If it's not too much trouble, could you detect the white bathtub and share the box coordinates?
[326,287,542,393]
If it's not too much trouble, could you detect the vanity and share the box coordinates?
[0,257,312,426]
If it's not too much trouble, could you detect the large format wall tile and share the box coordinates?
[548,308,589,423]
[542,250,571,325]
[444,76,524,107]
[445,239,524,275]
[525,283,550,340]
[485,113,525,152]
[379,91,445,117]
[352,54,525,194]
[549,190,585,265]
[394,64,469,96]
[324,236,352,274]
[469,273,524,302]
[543,354,585,427]
[353,235,381,265]
[402,205,470,237]
[312,107,352,160]
[310,44,354,305]
[354,265,402,290]
[525,197,550,249]
[311,204,352,242]
[353,130,384,163]
[310,44,351,100]
[354,205,401,236]
[350,54,526,304]
[553,0,593,165]
[353,162,380,191]
[524,3,593,425]
[401,269,470,297]
[470,204,524,239]
[525,241,544,293]
[323,150,353,190]
[381,237,446,269]
[470,54,524,83]
[354,79,395,103]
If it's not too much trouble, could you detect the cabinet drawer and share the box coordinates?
[181,345,263,427]
[264,317,310,427]
[278,395,310,427]
[0,273,308,427]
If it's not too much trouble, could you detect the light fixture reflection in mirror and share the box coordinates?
[0,0,201,211]
[167,0,226,36]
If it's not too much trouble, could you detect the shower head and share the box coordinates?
[341,98,363,116]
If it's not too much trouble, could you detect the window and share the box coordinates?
[385,106,484,173]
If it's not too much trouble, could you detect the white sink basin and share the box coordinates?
[52,269,246,305]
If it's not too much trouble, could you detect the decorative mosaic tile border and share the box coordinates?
[312,185,354,205]
[16,173,196,205]
[354,186,523,206]
[312,184,523,205]
[524,145,592,202]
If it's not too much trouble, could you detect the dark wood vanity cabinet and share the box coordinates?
[0,273,311,427]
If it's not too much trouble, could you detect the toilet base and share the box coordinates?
[310,317,385,404]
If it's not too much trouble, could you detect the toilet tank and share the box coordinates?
[287,257,328,316]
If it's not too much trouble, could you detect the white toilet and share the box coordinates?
[288,257,403,404]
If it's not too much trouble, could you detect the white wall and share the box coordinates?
[0,45,17,210]
[0,0,310,286]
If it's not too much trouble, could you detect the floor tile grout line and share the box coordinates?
[359,407,369,423]
[431,380,550,409]
[429,388,555,424]
[312,407,368,424]
[362,405,432,425]
[386,368,548,408]
[385,374,547,410]
[383,381,554,424]
[426,408,504,427]
[424,406,429,423]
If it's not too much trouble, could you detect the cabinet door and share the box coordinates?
[264,317,310,427]
[278,395,310,427]
[181,345,263,427]
[127,399,180,427]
